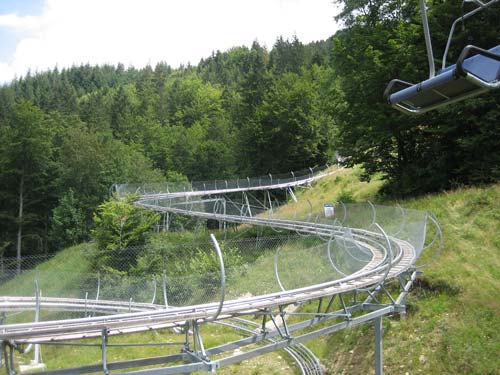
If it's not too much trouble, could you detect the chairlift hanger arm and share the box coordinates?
[419,0,435,78]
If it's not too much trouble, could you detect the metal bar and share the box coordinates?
[368,201,377,227]
[8,344,15,375]
[316,298,323,316]
[279,305,290,338]
[395,269,421,306]
[419,0,435,78]
[374,317,383,375]
[27,340,186,348]
[162,270,168,308]
[324,295,336,314]
[217,306,394,369]
[261,311,268,333]
[208,234,226,322]
[418,212,444,268]
[84,292,88,317]
[269,313,284,338]
[339,294,350,319]
[189,322,209,363]
[243,192,252,217]
[327,233,347,276]
[34,280,41,365]
[109,361,207,375]
[380,284,396,305]
[101,328,109,375]
[151,277,157,305]
[274,247,286,292]
[96,272,100,303]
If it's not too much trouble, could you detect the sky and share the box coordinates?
[0,0,339,84]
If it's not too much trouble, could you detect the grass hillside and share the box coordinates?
[289,167,500,375]
[3,166,499,374]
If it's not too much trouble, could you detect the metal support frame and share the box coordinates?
[208,234,226,322]
[3,341,15,375]
[3,270,422,375]
[162,270,168,308]
[243,192,252,217]
[279,305,291,338]
[274,247,286,292]
[191,321,208,361]
[101,328,109,375]
[33,280,42,366]
[288,187,298,203]
[1,168,438,375]
[374,317,383,375]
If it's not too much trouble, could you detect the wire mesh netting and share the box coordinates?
[114,166,331,198]
[0,201,433,327]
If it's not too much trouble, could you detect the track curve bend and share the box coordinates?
[0,167,440,374]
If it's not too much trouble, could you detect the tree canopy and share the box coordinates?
[0,0,498,256]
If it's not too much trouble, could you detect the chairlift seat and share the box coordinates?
[384,45,500,114]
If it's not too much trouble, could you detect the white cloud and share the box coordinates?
[0,13,41,30]
[0,0,338,84]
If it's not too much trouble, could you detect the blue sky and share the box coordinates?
[0,0,44,60]
[0,0,44,15]
[0,0,338,84]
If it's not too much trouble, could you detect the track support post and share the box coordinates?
[3,341,16,375]
[162,269,168,308]
[374,317,383,375]
[279,305,291,338]
[101,328,109,375]
[192,321,208,361]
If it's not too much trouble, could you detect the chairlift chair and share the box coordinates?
[384,0,500,114]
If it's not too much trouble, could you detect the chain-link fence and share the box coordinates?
[0,254,55,283]
[114,165,332,198]
[0,203,435,327]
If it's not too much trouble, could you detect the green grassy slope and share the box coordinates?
[0,243,92,297]
[290,167,500,375]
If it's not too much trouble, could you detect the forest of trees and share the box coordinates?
[0,0,498,258]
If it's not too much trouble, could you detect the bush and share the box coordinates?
[336,189,356,203]
[91,195,159,272]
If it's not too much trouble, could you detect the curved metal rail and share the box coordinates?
[0,167,439,375]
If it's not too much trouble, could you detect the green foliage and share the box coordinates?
[56,126,165,228]
[91,196,159,272]
[336,189,356,203]
[0,9,499,259]
[187,246,244,296]
[331,0,500,195]
[0,101,57,255]
[49,189,88,250]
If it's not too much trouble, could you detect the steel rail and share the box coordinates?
[1,169,419,347]
[0,235,413,342]
[128,168,341,201]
